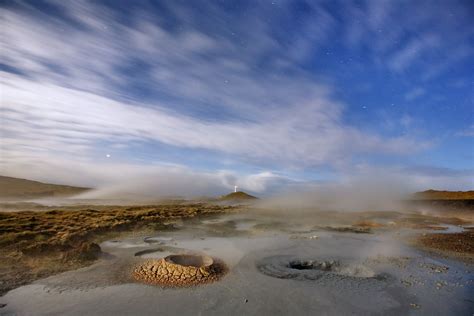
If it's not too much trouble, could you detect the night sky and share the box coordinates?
[1,0,473,195]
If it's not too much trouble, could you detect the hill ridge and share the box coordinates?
[220,191,258,201]
[413,189,474,200]
[0,175,90,198]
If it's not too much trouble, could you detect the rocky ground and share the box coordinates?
[417,229,474,261]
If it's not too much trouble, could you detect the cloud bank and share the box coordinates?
[1,1,472,195]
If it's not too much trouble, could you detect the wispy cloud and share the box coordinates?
[456,125,474,137]
[342,0,473,76]
[388,35,440,72]
[1,1,471,192]
[1,72,423,168]
[404,87,426,101]
[0,2,427,171]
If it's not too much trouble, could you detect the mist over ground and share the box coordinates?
[74,168,416,213]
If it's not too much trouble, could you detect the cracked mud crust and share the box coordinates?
[133,254,227,286]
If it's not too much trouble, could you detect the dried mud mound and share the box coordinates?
[257,255,391,290]
[133,254,227,287]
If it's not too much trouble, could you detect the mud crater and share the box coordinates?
[133,254,227,287]
[288,259,339,271]
[257,255,390,290]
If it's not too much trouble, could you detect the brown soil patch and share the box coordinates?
[418,231,474,256]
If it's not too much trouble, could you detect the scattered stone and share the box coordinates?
[410,303,420,309]
[401,279,413,287]
[419,263,449,273]
[418,231,474,255]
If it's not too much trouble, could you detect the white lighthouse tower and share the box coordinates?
[234,185,238,193]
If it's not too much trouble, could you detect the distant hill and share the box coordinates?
[220,191,258,201]
[0,175,90,199]
[413,189,474,200]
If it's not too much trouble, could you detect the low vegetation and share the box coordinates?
[0,203,234,296]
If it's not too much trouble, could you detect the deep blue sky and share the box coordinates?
[1,0,473,194]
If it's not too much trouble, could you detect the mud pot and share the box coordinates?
[1,211,473,315]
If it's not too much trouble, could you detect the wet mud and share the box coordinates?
[1,211,473,315]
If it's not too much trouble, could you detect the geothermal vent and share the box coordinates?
[133,254,227,286]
